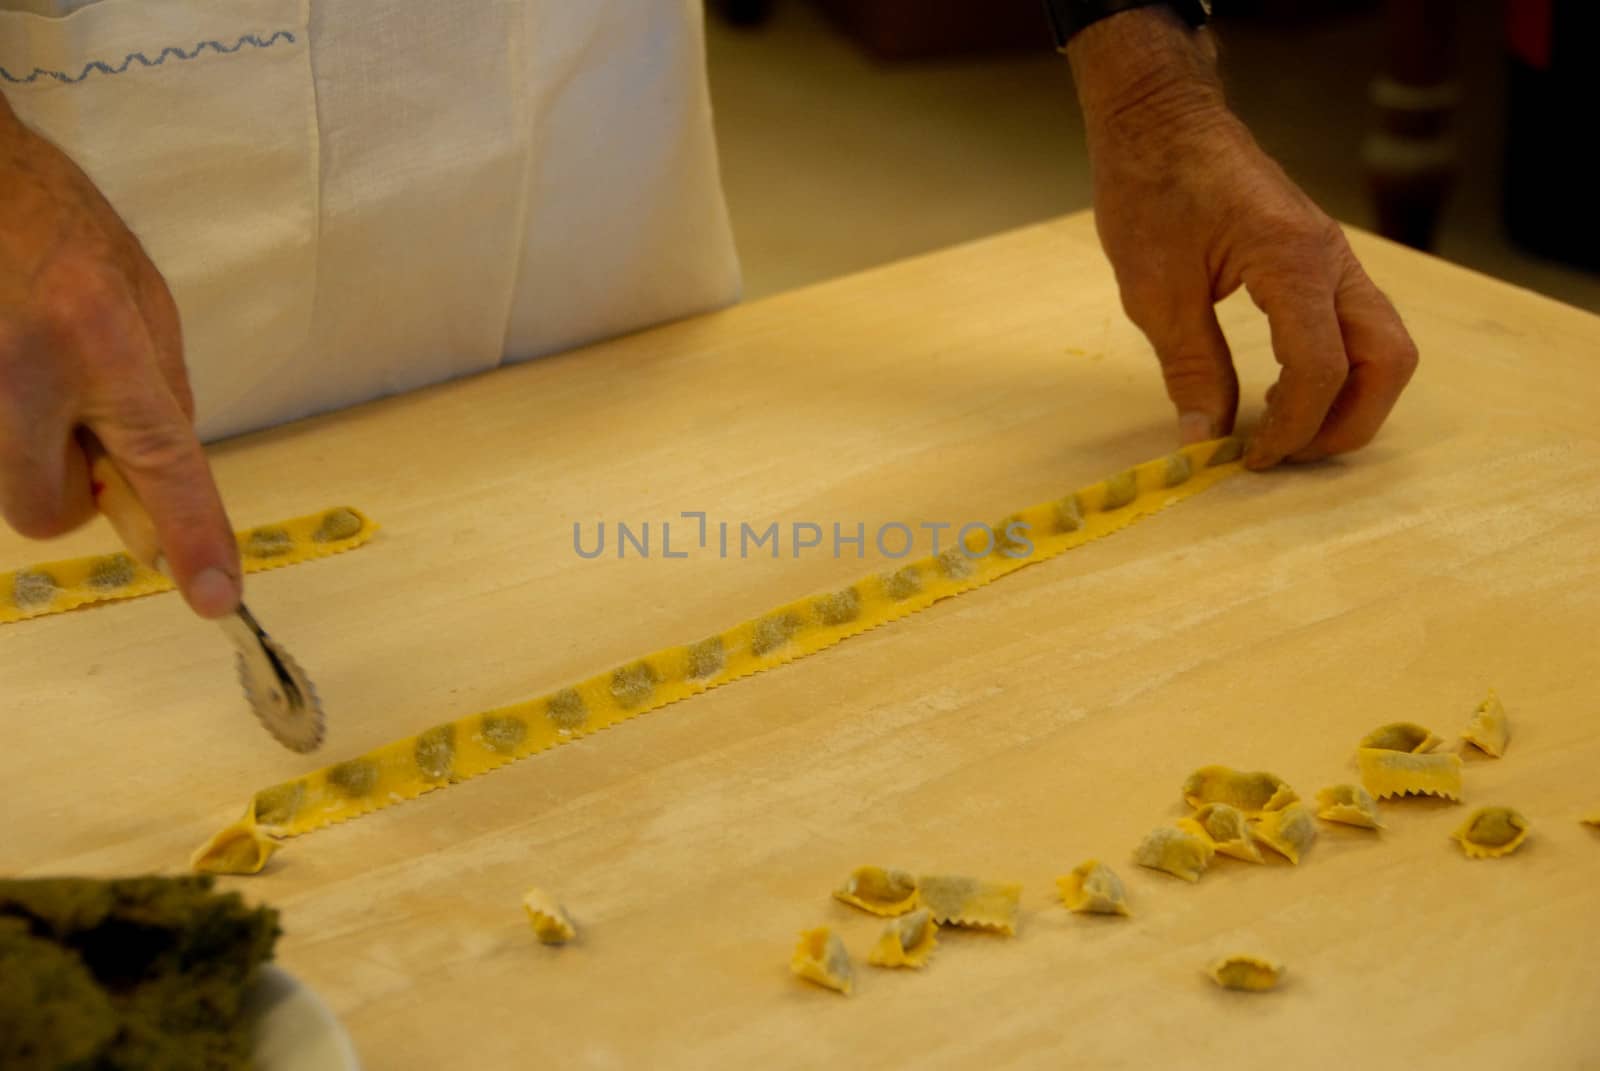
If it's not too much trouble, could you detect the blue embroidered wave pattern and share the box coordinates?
[0,30,295,86]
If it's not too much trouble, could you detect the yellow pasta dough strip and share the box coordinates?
[832,866,919,917]
[1,506,377,624]
[791,927,853,995]
[1315,784,1383,830]
[867,909,939,969]
[197,441,1242,860]
[1452,806,1530,859]
[189,813,280,876]
[1357,748,1463,801]
[1461,689,1510,758]
[1056,860,1132,916]
[1207,954,1283,992]
[1358,721,1443,754]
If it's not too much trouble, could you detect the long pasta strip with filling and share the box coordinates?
[199,441,1243,859]
[2,506,377,624]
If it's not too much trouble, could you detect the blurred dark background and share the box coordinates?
[705,0,1599,312]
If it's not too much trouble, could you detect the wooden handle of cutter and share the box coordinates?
[85,438,164,572]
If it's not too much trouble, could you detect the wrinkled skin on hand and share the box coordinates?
[0,95,238,616]
[1068,11,1419,469]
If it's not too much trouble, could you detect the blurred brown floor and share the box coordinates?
[706,2,1600,314]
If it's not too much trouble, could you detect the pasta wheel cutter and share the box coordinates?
[88,447,325,753]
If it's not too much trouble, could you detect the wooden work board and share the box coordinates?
[5,212,1599,1068]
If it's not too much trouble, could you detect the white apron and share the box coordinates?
[0,0,741,441]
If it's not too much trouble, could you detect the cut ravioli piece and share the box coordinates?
[791,927,853,995]
[1182,766,1298,813]
[916,875,1021,935]
[1359,721,1443,754]
[1180,803,1263,863]
[1208,954,1283,992]
[867,908,939,969]
[832,865,918,917]
[189,816,279,876]
[1315,784,1383,829]
[1056,860,1132,916]
[1357,748,1463,801]
[1134,826,1214,883]
[522,888,577,945]
[1461,689,1510,757]
[1453,806,1531,859]
[1250,803,1317,864]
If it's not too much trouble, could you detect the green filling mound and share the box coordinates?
[0,876,280,1071]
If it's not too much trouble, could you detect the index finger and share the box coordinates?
[1242,276,1349,469]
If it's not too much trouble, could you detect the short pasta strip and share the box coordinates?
[916,875,1022,935]
[1249,803,1317,865]
[791,927,853,995]
[1359,722,1443,754]
[1461,689,1510,758]
[1056,860,1131,916]
[1208,955,1283,992]
[1357,748,1463,801]
[832,866,918,917]
[2,506,377,624]
[1315,784,1383,830]
[867,909,939,969]
[1182,766,1298,814]
[1453,807,1530,859]
[1134,826,1213,883]
[197,443,1242,851]
[522,888,577,944]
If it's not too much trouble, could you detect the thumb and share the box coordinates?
[1141,301,1240,445]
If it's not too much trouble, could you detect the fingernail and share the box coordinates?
[1178,411,1214,445]
[189,567,240,619]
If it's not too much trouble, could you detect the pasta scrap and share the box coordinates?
[1249,803,1317,865]
[197,442,1244,850]
[1208,955,1283,992]
[867,908,939,969]
[522,888,577,945]
[1359,722,1443,754]
[188,817,279,876]
[1357,748,1463,801]
[791,927,853,995]
[1180,803,1263,863]
[1181,766,1298,814]
[1461,689,1510,758]
[1,506,377,624]
[1315,784,1383,830]
[1453,807,1531,859]
[916,875,1022,935]
[1056,860,1132,917]
[832,866,919,917]
[1134,826,1214,883]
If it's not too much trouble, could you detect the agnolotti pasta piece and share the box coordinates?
[1180,803,1263,863]
[832,866,919,917]
[791,927,853,995]
[1315,784,1383,829]
[1359,722,1443,754]
[1056,860,1132,916]
[867,908,939,969]
[1357,748,1463,801]
[1461,689,1511,758]
[1583,812,1600,829]
[1208,954,1283,992]
[1134,826,1214,883]
[1250,803,1317,864]
[189,814,280,876]
[522,888,577,945]
[916,875,1022,935]
[1453,806,1531,859]
[1182,766,1298,814]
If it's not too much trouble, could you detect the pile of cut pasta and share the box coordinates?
[786,688,1594,997]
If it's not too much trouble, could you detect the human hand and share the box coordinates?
[0,96,239,616]
[1067,9,1418,468]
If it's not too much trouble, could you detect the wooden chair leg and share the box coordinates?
[1362,0,1462,250]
